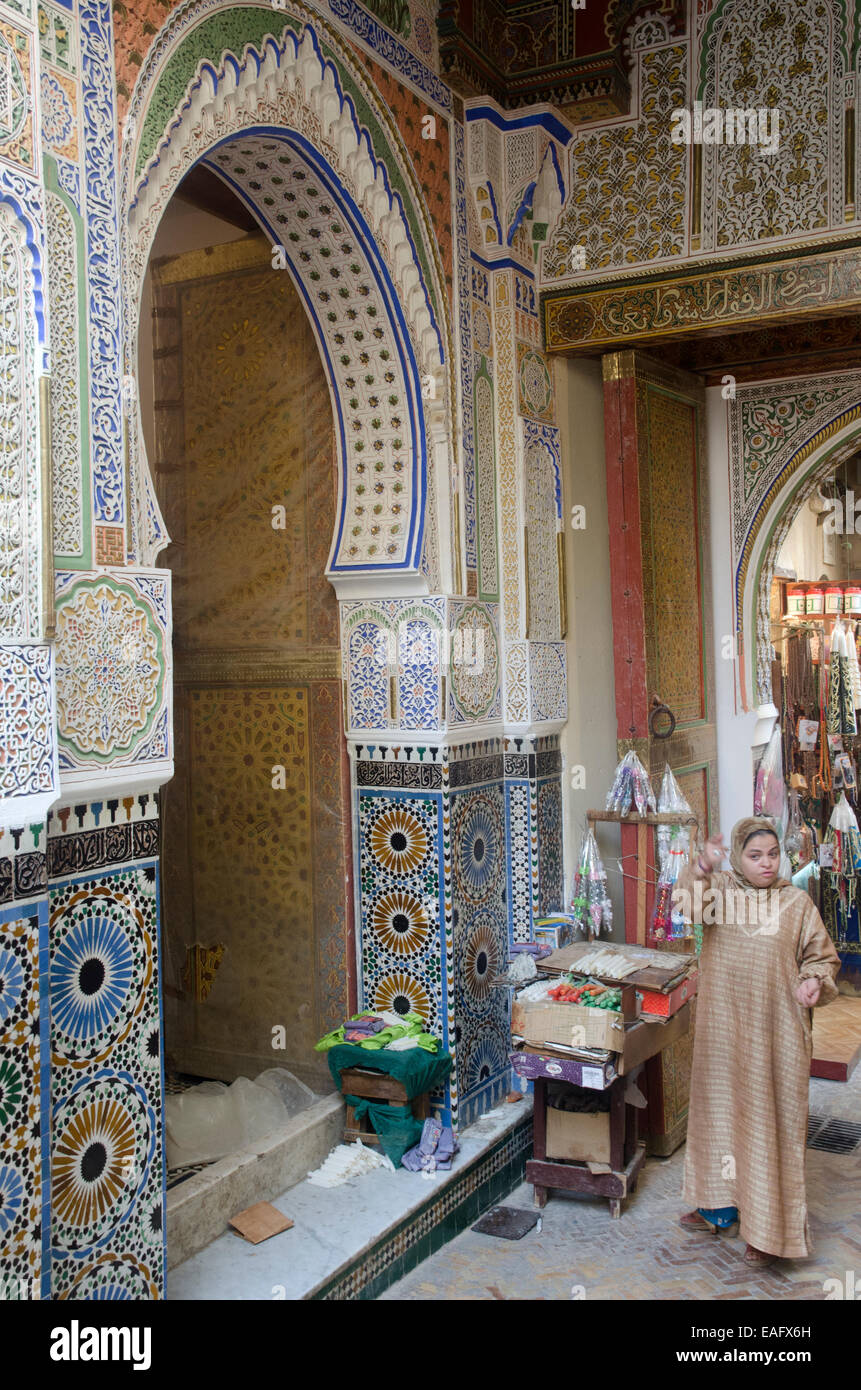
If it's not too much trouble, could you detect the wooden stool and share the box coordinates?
[340,1066,430,1145]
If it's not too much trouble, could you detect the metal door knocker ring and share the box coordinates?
[649,697,676,740]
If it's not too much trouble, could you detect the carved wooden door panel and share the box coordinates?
[602,349,718,1153]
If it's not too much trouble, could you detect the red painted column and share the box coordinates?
[602,354,655,943]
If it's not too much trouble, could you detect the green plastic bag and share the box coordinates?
[344,1096,424,1167]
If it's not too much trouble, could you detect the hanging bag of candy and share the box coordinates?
[656,763,693,872]
[568,827,613,941]
[606,749,656,817]
[783,788,813,867]
[650,824,689,944]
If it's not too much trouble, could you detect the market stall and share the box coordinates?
[510,939,697,1215]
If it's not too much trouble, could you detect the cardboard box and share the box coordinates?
[512,994,625,1051]
[546,1106,611,1164]
[532,916,576,951]
[538,943,697,1021]
[510,1048,616,1089]
[640,970,698,1019]
[510,1003,693,1084]
[616,1001,691,1075]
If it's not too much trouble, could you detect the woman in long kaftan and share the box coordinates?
[675,816,840,1260]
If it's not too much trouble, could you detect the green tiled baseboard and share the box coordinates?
[313,1113,534,1300]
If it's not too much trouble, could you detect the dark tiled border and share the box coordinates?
[313,1114,533,1300]
[449,754,504,787]
[356,761,444,788]
[47,819,158,878]
[0,852,48,904]
[536,749,562,777]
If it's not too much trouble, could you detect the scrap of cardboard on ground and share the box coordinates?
[228,1202,293,1244]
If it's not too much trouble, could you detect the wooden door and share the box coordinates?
[602,349,718,1153]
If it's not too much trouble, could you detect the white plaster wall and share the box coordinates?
[706,384,759,837]
[776,496,845,581]
[557,357,625,940]
[776,487,861,582]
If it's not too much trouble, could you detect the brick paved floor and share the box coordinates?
[380,1070,861,1301]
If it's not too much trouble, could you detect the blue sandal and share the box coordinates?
[679,1207,739,1237]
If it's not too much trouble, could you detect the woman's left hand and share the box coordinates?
[795,977,822,1007]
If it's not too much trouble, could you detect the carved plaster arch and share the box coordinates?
[121,14,453,594]
[506,141,565,251]
[740,408,861,707]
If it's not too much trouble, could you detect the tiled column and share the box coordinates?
[345,598,510,1131]
[0,828,50,1301]
[45,796,164,1299]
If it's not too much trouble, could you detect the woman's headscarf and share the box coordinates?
[728,816,790,890]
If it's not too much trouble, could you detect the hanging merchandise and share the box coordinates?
[605,749,656,817]
[650,825,690,944]
[569,828,613,940]
[833,752,857,792]
[784,789,814,867]
[786,627,818,714]
[822,793,861,915]
[783,788,802,859]
[827,620,857,737]
[846,620,861,711]
[796,718,819,750]
[754,723,787,828]
[811,652,833,798]
[656,763,693,871]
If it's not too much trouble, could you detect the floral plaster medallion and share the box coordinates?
[55,580,164,759]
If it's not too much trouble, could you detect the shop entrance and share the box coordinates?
[767,451,861,1075]
[138,168,351,1103]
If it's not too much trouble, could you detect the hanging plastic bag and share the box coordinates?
[569,828,613,940]
[822,792,861,918]
[823,792,861,876]
[656,763,693,871]
[783,788,804,857]
[754,723,786,822]
[650,825,689,944]
[605,749,656,818]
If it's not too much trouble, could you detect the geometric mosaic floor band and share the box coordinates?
[315,1113,533,1300]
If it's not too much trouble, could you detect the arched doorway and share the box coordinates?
[742,406,861,1000]
[120,16,454,1128]
[738,408,861,711]
[138,170,351,1093]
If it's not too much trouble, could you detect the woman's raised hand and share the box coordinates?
[700,834,726,869]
